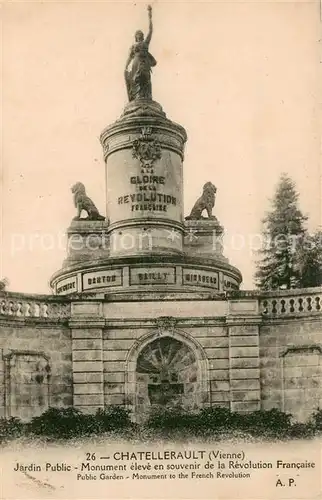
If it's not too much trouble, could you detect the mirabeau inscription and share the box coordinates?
[183,269,219,289]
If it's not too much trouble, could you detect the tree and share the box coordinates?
[255,174,308,290]
[294,231,322,288]
[0,278,9,293]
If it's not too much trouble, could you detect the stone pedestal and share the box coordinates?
[183,219,227,261]
[63,220,109,267]
[51,100,242,297]
[100,100,187,258]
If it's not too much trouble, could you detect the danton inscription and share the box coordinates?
[83,270,122,290]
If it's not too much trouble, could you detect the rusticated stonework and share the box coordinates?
[0,288,322,421]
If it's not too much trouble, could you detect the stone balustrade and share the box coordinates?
[0,292,71,320]
[1,287,322,321]
[259,288,322,317]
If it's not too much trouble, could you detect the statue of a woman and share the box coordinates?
[125,5,157,101]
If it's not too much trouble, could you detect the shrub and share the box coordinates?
[144,406,296,439]
[28,406,132,439]
[288,422,315,440]
[145,406,197,432]
[28,407,98,439]
[95,406,132,431]
[197,407,235,430]
[310,408,322,431]
[0,417,24,442]
[2,405,322,442]
[236,409,292,436]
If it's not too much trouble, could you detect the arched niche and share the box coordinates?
[125,328,210,422]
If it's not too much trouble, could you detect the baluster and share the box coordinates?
[33,303,40,317]
[8,301,14,315]
[280,299,286,314]
[272,299,277,314]
[315,297,321,311]
[46,303,57,318]
[11,301,19,316]
[285,298,292,314]
[307,297,312,312]
[289,299,295,313]
[16,302,23,316]
[298,297,304,312]
[24,303,31,317]
[38,303,45,318]
[0,300,6,314]
[261,300,268,315]
[268,299,274,314]
[29,302,35,317]
[42,303,49,318]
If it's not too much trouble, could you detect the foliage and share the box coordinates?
[28,406,132,439]
[232,409,292,437]
[255,174,308,290]
[95,406,132,431]
[0,278,9,292]
[310,407,322,430]
[145,405,198,432]
[294,231,322,288]
[1,406,322,443]
[0,417,24,443]
[196,406,235,430]
[145,406,294,439]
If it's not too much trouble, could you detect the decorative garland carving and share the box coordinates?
[155,316,178,334]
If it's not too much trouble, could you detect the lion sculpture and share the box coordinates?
[185,182,217,220]
[71,182,105,221]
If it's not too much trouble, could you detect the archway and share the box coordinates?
[125,329,210,422]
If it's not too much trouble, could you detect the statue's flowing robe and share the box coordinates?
[125,41,157,101]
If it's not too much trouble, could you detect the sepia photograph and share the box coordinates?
[0,1,321,498]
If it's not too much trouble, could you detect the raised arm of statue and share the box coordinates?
[145,5,153,46]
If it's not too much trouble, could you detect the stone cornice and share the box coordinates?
[69,318,105,329]
[226,315,263,326]
[100,105,187,162]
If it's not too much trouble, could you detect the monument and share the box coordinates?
[50,5,242,299]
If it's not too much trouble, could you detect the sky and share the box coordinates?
[1,0,321,294]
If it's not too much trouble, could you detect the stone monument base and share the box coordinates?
[184,219,227,262]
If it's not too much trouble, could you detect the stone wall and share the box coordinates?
[260,317,322,421]
[0,293,72,419]
[1,288,322,422]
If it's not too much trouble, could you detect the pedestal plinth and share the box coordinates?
[100,100,187,258]
[63,220,109,267]
[184,219,226,261]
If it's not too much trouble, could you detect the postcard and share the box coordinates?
[1,1,321,499]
